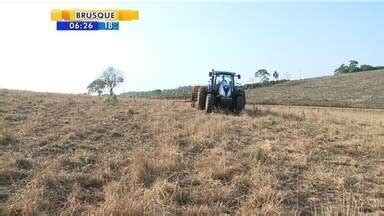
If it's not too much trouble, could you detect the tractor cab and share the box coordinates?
[215,74,232,97]
[208,71,240,98]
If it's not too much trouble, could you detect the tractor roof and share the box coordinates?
[213,70,236,76]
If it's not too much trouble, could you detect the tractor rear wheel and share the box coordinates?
[234,95,245,114]
[205,93,214,113]
[197,87,207,110]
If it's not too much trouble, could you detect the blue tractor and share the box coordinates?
[196,69,246,113]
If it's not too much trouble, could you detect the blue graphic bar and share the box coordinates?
[56,21,119,31]
[98,22,119,30]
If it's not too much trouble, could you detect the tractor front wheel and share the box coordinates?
[205,93,214,113]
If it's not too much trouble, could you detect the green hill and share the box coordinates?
[246,70,384,109]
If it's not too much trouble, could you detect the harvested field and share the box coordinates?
[0,89,383,215]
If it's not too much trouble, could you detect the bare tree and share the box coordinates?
[255,69,270,83]
[87,79,106,96]
[100,67,124,96]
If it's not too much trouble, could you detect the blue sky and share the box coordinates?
[137,2,384,86]
[0,2,383,93]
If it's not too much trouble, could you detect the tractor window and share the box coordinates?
[216,75,232,86]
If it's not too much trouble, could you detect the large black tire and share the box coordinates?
[234,95,245,114]
[197,87,207,110]
[205,93,214,113]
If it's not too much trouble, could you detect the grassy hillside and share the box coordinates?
[246,70,384,109]
[0,89,383,214]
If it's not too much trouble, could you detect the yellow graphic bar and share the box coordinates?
[62,10,76,21]
[50,9,62,21]
[51,9,139,21]
[118,10,139,21]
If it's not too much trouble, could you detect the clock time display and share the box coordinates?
[56,21,119,31]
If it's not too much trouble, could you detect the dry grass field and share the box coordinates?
[246,70,384,109]
[0,89,383,215]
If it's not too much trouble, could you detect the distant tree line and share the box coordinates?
[120,68,289,98]
[334,60,384,75]
[98,61,384,100]
[121,86,192,99]
[243,79,289,90]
